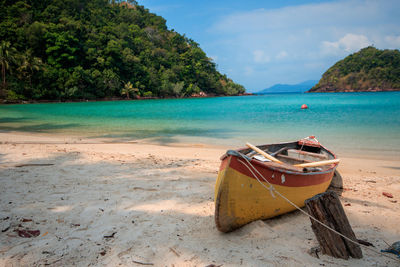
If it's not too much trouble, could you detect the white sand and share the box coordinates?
[0,132,399,266]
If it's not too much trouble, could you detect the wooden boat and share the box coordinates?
[214,136,339,232]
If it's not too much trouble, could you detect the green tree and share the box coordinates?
[121,81,138,99]
[310,46,400,92]
[102,69,121,97]
[0,0,246,100]
[0,41,18,94]
[172,81,184,97]
[18,49,43,88]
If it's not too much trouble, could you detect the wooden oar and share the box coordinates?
[294,159,340,168]
[246,142,283,164]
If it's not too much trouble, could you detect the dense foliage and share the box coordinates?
[0,0,245,101]
[309,46,400,92]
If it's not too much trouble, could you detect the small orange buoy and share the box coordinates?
[301,104,308,109]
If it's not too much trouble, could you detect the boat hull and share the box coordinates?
[215,152,336,232]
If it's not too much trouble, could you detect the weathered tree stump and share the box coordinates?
[305,191,363,259]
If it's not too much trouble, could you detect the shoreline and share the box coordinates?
[4,90,400,105]
[0,93,255,105]
[1,131,399,266]
[0,131,398,162]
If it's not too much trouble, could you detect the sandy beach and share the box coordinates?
[0,132,399,266]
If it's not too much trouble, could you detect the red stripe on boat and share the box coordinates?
[225,156,333,187]
[219,156,230,171]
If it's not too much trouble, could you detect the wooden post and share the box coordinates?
[305,191,362,259]
[328,170,343,196]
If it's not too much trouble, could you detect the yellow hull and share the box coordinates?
[214,156,334,232]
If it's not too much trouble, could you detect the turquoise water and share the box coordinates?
[1,92,400,157]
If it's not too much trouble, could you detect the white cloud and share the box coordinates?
[208,0,400,91]
[276,51,288,60]
[385,35,400,48]
[253,50,271,63]
[322,34,372,55]
[212,1,392,34]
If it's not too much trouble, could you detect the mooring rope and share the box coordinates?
[235,153,400,263]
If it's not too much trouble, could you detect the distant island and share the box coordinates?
[308,46,400,93]
[257,80,317,94]
[0,0,245,102]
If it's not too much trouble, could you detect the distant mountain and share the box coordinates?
[308,46,400,93]
[257,80,317,94]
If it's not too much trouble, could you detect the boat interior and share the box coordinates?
[240,141,335,172]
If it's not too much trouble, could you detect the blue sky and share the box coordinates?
[139,0,400,92]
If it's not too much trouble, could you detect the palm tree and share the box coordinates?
[18,49,43,88]
[121,81,138,99]
[0,41,17,95]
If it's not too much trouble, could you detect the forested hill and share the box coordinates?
[308,47,400,92]
[0,0,245,101]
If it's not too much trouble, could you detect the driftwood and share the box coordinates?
[131,259,154,265]
[15,163,54,167]
[305,191,362,259]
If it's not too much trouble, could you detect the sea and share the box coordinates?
[1,92,399,159]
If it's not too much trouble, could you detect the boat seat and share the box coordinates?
[262,161,304,172]
[275,154,311,165]
[287,149,328,161]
